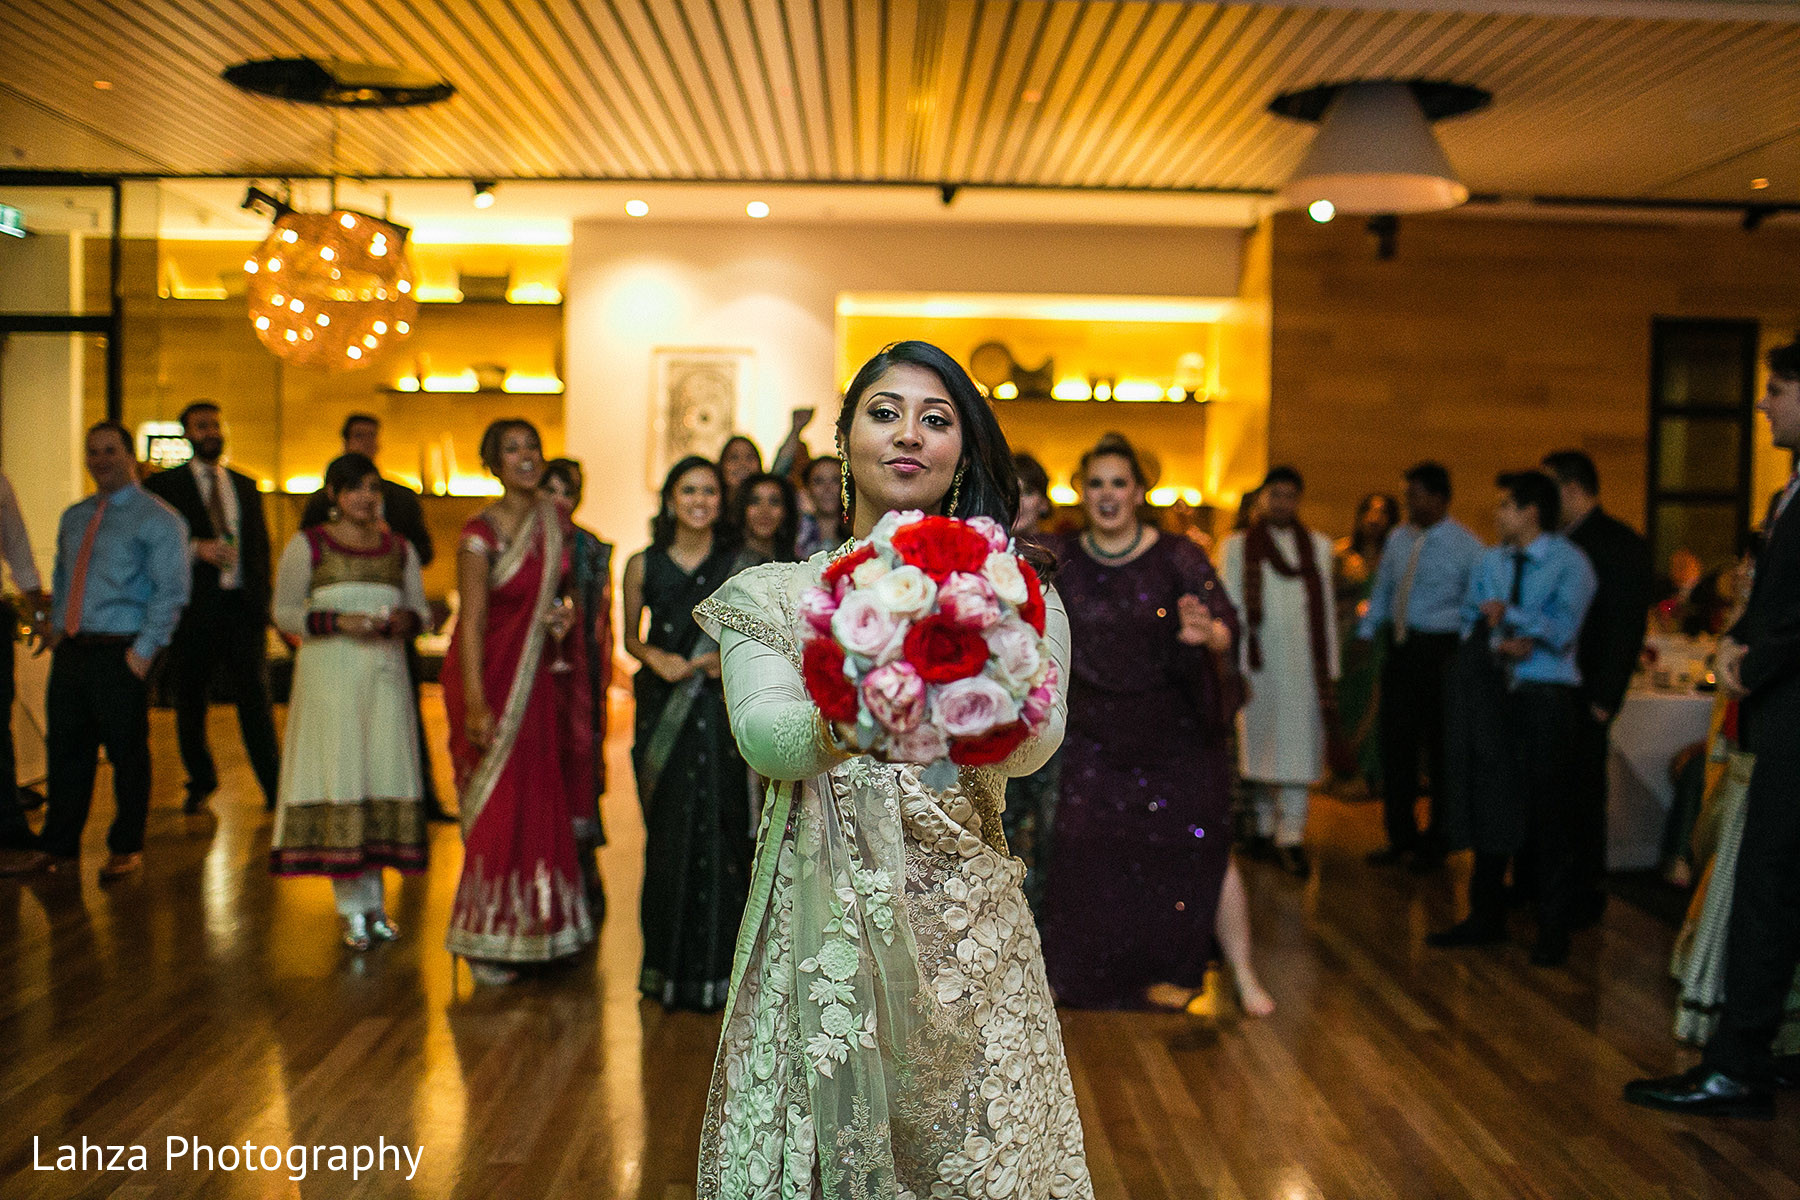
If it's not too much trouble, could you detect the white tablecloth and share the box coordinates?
[1607,687,1714,870]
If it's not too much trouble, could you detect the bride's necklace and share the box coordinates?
[1085,524,1144,561]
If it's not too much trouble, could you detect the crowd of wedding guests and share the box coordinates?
[2,333,1797,1116]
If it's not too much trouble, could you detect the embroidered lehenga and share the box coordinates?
[442,501,598,964]
[693,554,1092,1200]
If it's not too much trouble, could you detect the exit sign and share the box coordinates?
[0,205,22,238]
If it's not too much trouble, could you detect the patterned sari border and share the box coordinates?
[694,596,802,669]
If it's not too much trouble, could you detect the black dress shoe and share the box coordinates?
[1274,844,1311,879]
[1366,846,1411,867]
[1623,1065,1774,1118]
[1425,919,1505,949]
[1529,929,1570,967]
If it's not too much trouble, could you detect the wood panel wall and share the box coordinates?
[1266,212,1800,548]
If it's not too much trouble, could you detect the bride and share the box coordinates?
[694,341,1092,1200]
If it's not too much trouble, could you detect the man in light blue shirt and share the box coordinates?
[1,422,189,882]
[1429,470,1595,969]
[1358,462,1485,870]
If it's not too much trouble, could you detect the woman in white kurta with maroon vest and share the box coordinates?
[693,342,1090,1200]
[1221,466,1339,878]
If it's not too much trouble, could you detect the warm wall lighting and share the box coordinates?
[421,370,480,392]
[472,180,497,209]
[414,285,464,303]
[283,474,323,494]
[447,474,504,497]
[746,200,770,219]
[625,199,650,217]
[505,282,563,304]
[993,382,1019,400]
[1148,487,1178,506]
[394,376,421,392]
[1308,199,1336,223]
[1051,379,1092,401]
[1752,178,1771,190]
[1093,382,1113,401]
[500,373,565,394]
[1112,380,1165,402]
[1049,485,1079,506]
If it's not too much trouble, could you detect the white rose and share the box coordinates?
[932,675,1018,738]
[832,591,904,662]
[872,564,937,618]
[851,557,891,589]
[982,551,1029,606]
[984,617,1043,693]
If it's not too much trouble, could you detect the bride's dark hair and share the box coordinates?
[836,340,1054,577]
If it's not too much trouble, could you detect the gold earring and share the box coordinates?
[946,464,966,515]
[836,442,851,515]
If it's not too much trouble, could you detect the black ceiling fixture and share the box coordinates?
[222,58,454,108]
[1267,79,1491,124]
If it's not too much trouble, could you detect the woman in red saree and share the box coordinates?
[442,419,597,985]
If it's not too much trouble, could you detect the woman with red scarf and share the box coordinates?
[442,419,598,985]
[1221,465,1340,879]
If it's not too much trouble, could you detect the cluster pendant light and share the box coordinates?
[244,209,418,368]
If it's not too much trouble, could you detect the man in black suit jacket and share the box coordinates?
[144,401,281,812]
[1627,336,1800,1118]
[299,414,451,821]
[1542,450,1653,928]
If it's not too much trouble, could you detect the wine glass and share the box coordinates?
[548,595,575,673]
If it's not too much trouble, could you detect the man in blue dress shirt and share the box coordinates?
[1428,469,1595,967]
[1358,462,1485,871]
[0,422,189,881]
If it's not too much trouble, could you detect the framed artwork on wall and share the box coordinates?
[648,347,753,488]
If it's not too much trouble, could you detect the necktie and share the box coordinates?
[63,495,109,636]
[1390,532,1427,645]
[1509,549,1529,607]
[204,463,231,541]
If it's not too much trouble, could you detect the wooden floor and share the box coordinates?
[4,690,1797,1200]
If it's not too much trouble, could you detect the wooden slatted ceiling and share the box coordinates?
[2,0,1798,204]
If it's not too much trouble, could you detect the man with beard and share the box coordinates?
[145,402,280,813]
[1221,465,1339,879]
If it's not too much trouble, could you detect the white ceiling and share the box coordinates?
[3,0,1799,221]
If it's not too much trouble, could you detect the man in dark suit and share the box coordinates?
[144,401,281,813]
[300,414,433,565]
[1626,335,1800,1118]
[299,414,451,821]
[1541,450,1653,928]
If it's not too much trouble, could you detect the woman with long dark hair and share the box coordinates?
[441,419,597,985]
[691,341,1090,1199]
[1040,433,1273,1015]
[622,456,757,1010]
[729,470,800,563]
[1334,492,1400,794]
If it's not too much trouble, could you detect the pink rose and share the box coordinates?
[861,662,927,734]
[985,616,1044,692]
[832,591,904,662]
[932,675,1018,739]
[887,722,950,764]
[800,587,839,636]
[967,515,1010,554]
[937,572,1002,630]
[1023,661,1059,729]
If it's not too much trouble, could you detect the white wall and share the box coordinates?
[564,219,1245,551]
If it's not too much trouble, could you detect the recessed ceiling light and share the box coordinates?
[625,199,649,217]
[1308,199,1336,223]
[1752,178,1771,190]
[93,80,112,90]
[472,180,497,209]
[746,200,770,219]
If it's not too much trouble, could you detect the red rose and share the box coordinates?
[802,637,860,723]
[950,721,1029,766]
[821,544,876,589]
[890,517,991,582]
[1017,557,1046,635]
[902,613,989,684]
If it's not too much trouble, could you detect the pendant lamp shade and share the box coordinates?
[1278,81,1470,215]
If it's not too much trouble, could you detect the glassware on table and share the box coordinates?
[548,595,575,673]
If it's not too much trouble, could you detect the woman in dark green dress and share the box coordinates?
[622,456,756,1011]
[1333,492,1399,794]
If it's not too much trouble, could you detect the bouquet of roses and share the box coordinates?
[799,510,1057,789]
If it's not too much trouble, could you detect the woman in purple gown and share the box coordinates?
[1041,434,1274,1014]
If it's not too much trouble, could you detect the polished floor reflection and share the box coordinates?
[2,691,1795,1199]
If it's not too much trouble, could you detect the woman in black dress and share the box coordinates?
[622,456,756,1011]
